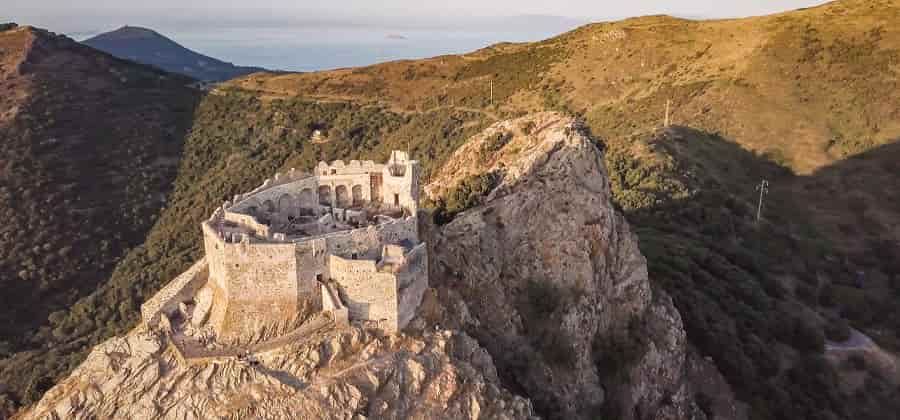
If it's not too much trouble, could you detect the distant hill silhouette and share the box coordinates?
[83,26,266,81]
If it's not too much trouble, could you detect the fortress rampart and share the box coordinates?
[142,151,428,355]
[141,258,209,331]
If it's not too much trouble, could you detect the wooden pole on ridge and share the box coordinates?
[664,99,671,127]
[490,79,493,106]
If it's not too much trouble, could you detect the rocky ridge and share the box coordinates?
[421,112,705,419]
[22,112,717,419]
[20,325,533,420]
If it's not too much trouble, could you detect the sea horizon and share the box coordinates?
[20,14,589,72]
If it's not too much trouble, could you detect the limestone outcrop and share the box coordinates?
[20,326,534,420]
[421,112,702,419]
[21,112,709,420]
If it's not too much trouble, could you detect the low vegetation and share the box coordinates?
[429,172,500,225]
[604,126,900,420]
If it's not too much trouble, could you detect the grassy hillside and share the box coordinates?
[0,25,199,413]
[233,0,899,175]
[2,1,899,418]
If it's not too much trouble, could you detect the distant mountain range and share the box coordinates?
[83,25,266,81]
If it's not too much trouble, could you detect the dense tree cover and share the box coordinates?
[0,27,200,416]
[603,127,900,420]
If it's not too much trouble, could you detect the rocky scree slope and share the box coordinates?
[420,112,708,419]
[20,326,534,420]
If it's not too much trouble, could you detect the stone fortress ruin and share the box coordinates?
[140,151,428,363]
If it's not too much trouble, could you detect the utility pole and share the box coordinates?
[664,99,671,127]
[490,79,493,106]
[756,179,769,224]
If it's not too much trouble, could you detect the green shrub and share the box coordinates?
[592,317,650,378]
[481,131,513,155]
[432,172,500,224]
[539,329,578,367]
[522,121,537,135]
[526,279,565,316]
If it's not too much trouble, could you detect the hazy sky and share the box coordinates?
[4,0,833,71]
[7,0,831,23]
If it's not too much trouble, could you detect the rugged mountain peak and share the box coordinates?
[426,112,602,201]
[421,112,704,419]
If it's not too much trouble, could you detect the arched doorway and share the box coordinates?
[318,186,333,206]
[299,188,315,208]
[278,194,296,218]
[263,199,276,213]
[335,185,350,208]
[243,199,261,216]
[352,185,364,206]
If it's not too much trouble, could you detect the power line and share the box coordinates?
[756,179,769,224]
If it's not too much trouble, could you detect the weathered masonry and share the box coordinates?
[141,151,428,353]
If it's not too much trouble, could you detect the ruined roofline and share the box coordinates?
[201,213,418,247]
[326,241,425,274]
[205,151,420,246]
[316,159,384,173]
[218,153,418,217]
[226,170,315,210]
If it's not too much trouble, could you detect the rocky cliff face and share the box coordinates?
[20,326,534,420]
[421,112,702,419]
[22,112,711,420]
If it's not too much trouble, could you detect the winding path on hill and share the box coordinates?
[826,329,875,352]
[211,87,502,121]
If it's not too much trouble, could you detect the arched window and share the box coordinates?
[299,188,315,208]
[278,194,296,217]
[335,185,350,208]
[318,185,333,206]
[352,185,364,206]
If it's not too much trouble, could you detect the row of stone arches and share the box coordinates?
[244,184,368,221]
[317,185,365,208]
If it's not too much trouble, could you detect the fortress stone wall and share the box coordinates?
[328,255,399,331]
[142,151,428,356]
[141,258,209,330]
[396,243,428,328]
[202,224,320,343]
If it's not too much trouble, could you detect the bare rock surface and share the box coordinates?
[20,326,534,420]
[422,112,704,419]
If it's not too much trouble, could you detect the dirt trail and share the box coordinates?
[826,329,875,352]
